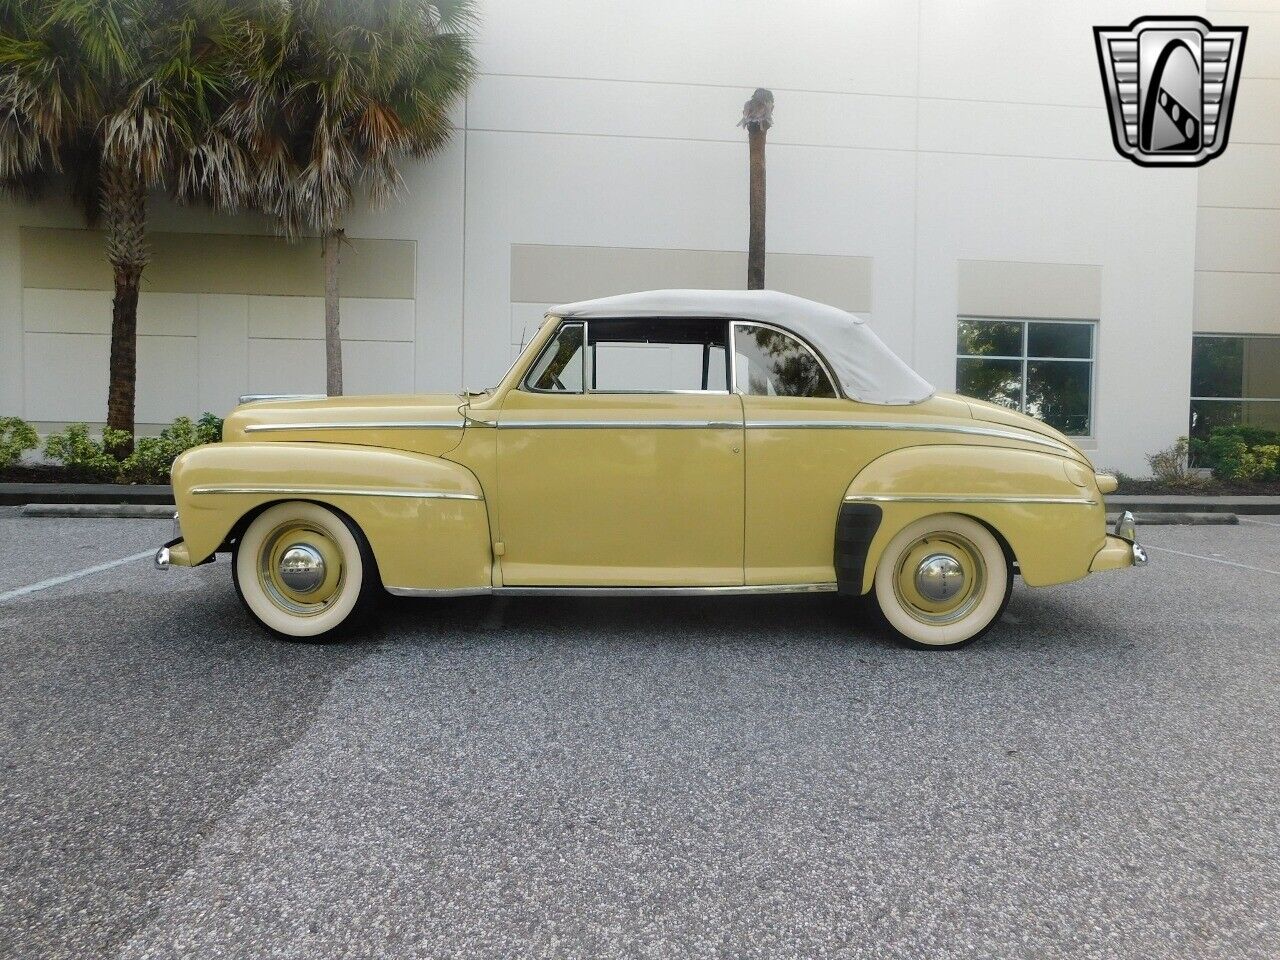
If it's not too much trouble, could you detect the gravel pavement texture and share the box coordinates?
[1,517,1278,959]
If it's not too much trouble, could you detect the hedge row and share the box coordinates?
[0,414,223,484]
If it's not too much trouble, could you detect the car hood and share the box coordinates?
[222,393,469,456]
[957,395,1091,464]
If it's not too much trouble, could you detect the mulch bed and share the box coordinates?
[1114,478,1280,496]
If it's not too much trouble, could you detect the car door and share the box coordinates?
[732,320,873,585]
[496,317,745,587]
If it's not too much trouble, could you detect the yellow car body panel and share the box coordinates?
[222,393,467,457]
[169,441,492,592]
[493,389,745,586]
[164,310,1138,599]
[845,445,1107,590]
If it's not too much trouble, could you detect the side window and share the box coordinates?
[524,322,584,392]
[733,324,837,398]
[588,318,728,392]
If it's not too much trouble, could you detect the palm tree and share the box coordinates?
[0,0,249,453]
[738,87,773,291]
[230,0,477,395]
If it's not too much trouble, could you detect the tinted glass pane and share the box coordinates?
[1189,398,1242,442]
[956,358,1022,411]
[957,319,1021,357]
[1026,360,1091,435]
[588,318,728,391]
[1027,322,1092,359]
[733,325,836,398]
[526,323,583,392]
[1191,336,1242,398]
[1241,337,1280,400]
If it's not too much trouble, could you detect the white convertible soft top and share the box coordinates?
[551,289,935,405]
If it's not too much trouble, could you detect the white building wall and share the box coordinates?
[3,0,1277,474]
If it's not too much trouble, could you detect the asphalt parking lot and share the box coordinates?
[1,516,1279,959]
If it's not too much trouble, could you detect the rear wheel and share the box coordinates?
[232,501,378,640]
[871,514,1012,649]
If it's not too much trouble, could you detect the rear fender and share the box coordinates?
[170,442,492,592]
[844,445,1107,591]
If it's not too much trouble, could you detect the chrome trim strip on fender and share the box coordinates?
[238,393,326,404]
[745,419,1074,452]
[385,586,493,598]
[495,420,741,430]
[385,583,839,598]
[190,485,483,501]
[843,493,1098,505]
[244,420,463,432]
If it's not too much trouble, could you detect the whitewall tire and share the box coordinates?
[872,513,1012,649]
[232,501,378,640]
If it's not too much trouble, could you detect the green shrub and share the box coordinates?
[43,424,132,481]
[45,414,223,484]
[1236,444,1280,482]
[116,414,224,484]
[0,416,39,469]
[1145,438,1205,486]
[1196,426,1280,481]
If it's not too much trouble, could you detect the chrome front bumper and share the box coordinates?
[155,512,182,570]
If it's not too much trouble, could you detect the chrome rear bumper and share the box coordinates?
[1114,510,1148,565]
[1092,510,1147,571]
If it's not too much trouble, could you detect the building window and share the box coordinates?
[1190,335,1280,440]
[956,317,1096,436]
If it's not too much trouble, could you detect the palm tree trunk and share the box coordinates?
[102,164,148,457]
[747,124,766,290]
[323,227,344,396]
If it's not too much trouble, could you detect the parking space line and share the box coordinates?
[1240,517,1280,528]
[0,550,155,603]
[1143,545,1280,577]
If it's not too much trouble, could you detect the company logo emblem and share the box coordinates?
[1094,16,1247,167]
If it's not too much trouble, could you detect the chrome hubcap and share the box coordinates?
[278,544,326,594]
[915,553,964,602]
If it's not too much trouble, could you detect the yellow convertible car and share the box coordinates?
[156,290,1144,648]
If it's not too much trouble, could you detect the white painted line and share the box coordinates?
[0,550,155,603]
[1240,517,1280,528]
[1143,545,1280,578]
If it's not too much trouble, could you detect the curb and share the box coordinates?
[1107,495,1280,515]
[0,483,173,506]
[17,504,176,519]
[1106,511,1238,526]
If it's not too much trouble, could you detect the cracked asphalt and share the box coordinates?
[1,515,1279,959]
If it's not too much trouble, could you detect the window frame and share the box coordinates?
[955,315,1098,439]
[1189,331,1280,438]
[522,320,587,394]
[729,319,844,400]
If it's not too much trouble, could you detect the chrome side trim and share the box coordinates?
[190,485,483,501]
[385,583,840,598]
[498,583,837,597]
[238,393,326,404]
[745,419,1074,452]
[244,420,462,432]
[385,586,493,598]
[496,420,741,430]
[844,494,1098,505]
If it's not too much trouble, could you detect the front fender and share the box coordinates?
[844,444,1107,591]
[170,442,492,592]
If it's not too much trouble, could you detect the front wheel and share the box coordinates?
[871,514,1012,650]
[232,501,379,641]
